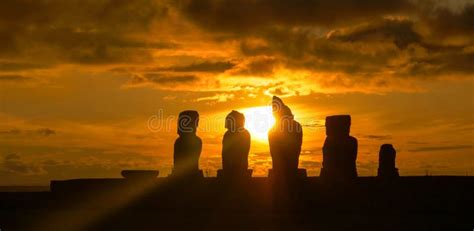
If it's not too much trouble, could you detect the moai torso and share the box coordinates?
[222,129,250,173]
[322,135,358,178]
[321,115,358,180]
[174,134,202,173]
[269,119,303,174]
[377,144,399,178]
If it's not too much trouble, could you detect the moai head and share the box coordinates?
[225,110,245,132]
[325,115,351,137]
[177,110,199,136]
[272,96,293,121]
[379,144,396,164]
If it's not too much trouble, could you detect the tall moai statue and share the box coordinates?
[268,96,304,178]
[377,144,399,178]
[172,110,202,177]
[320,115,358,181]
[219,110,251,178]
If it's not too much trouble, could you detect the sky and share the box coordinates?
[0,0,473,185]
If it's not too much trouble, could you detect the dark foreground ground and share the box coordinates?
[1,176,473,231]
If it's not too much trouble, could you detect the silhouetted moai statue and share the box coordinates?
[172,110,203,177]
[320,115,358,181]
[377,144,399,178]
[218,110,252,178]
[268,96,304,178]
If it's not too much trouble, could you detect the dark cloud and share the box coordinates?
[409,145,473,152]
[153,61,236,73]
[0,0,168,32]
[0,128,56,137]
[229,56,277,76]
[363,135,392,140]
[423,4,474,38]
[175,0,473,90]
[0,129,21,135]
[0,74,31,81]
[36,128,56,136]
[129,73,199,86]
[1,153,45,175]
[240,25,400,76]
[240,39,271,56]
[401,46,474,77]
[267,87,295,97]
[0,61,52,71]
[0,0,472,92]
[17,28,176,65]
[328,18,421,49]
[236,16,473,87]
[176,0,413,32]
[0,0,170,64]
[4,153,20,160]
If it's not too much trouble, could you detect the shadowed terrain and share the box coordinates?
[1,176,473,231]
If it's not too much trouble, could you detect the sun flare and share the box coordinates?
[242,106,275,141]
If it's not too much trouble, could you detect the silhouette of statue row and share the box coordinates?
[170,96,398,181]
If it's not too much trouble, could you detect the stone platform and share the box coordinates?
[1,176,473,230]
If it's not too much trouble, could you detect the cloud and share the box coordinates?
[0,0,472,95]
[0,74,31,81]
[301,122,325,128]
[0,61,52,71]
[423,4,474,38]
[154,61,236,73]
[300,149,322,156]
[1,153,45,175]
[300,160,322,168]
[29,28,174,65]
[0,128,56,137]
[408,145,473,152]
[196,93,235,102]
[357,160,378,172]
[36,128,56,136]
[229,56,278,76]
[363,135,392,140]
[0,0,170,64]
[240,38,271,56]
[327,18,421,49]
[0,129,21,135]
[127,73,199,88]
[176,0,414,32]
[172,1,474,93]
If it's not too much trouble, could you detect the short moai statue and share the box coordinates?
[218,110,252,178]
[320,115,358,181]
[172,110,203,177]
[377,144,399,178]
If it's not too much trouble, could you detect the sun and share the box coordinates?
[242,106,275,141]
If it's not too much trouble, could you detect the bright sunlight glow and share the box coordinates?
[242,106,275,141]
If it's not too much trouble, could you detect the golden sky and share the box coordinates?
[0,0,473,185]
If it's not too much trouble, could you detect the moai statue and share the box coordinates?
[268,96,304,178]
[172,110,202,177]
[320,115,358,181]
[377,144,399,178]
[219,110,252,178]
